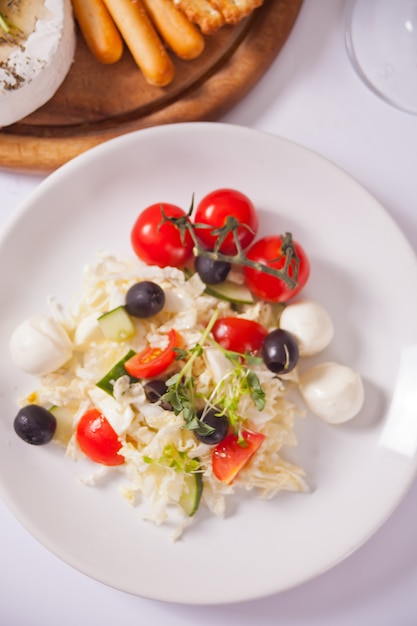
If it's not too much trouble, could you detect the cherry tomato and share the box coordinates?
[76,408,124,466]
[131,203,193,268]
[243,235,310,303]
[211,317,268,354]
[194,189,258,255]
[124,329,181,379]
[212,430,265,484]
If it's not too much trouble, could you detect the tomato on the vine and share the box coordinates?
[131,203,193,268]
[124,329,181,379]
[194,189,258,255]
[76,408,124,466]
[211,317,268,355]
[243,235,310,303]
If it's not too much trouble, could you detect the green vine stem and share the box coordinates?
[160,203,300,289]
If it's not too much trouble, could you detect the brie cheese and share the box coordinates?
[0,0,75,127]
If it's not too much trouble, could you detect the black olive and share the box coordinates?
[261,328,299,374]
[125,281,165,318]
[194,255,231,284]
[143,379,172,410]
[194,408,229,445]
[14,404,56,445]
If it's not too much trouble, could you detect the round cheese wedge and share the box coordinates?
[0,0,76,127]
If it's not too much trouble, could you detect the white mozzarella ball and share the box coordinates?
[299,362,364,424]
[10,315,73,375]
[279,300,334,357]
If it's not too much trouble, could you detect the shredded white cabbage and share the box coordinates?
[19,252,307,539]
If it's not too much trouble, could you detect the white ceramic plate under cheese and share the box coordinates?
[1,123,417,604]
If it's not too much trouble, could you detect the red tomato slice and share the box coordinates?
[76,408,124,466]
[212,430,265,484]
[124,329,180,379]
[244,235,310,303]
[212,317,268,354]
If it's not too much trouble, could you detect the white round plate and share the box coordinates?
[1,123,417,605]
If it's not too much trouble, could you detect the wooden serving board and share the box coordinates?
[0,0,303,173]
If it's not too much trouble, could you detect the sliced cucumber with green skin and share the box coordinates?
[96,349,139,395]
[179,471,203,517]
[205,280,254,305]
[98,306,136,342]
[50,405,74,445]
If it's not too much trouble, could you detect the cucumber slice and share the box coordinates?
[205,281,254,305]
[96,349,138,395]
[179,471,203,517]
[98,306,135,342]
[50,406,74,445]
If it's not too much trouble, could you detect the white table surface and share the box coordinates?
[2,1,417,624]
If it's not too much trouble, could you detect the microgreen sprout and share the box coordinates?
[144,444,200,474]
[161,308,267,446]
[162,309,220,436]
[206,340,266,443]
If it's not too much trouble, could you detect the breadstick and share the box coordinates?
[142,0,204,60]
[102,0,175,86]
[71,0,124,64]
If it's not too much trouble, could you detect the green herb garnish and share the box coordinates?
[162,309,267,442]
[206,343,266,441]
[144,444,200,474]
[162,310,220,436]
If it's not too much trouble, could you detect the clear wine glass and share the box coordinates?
[345,0,417,114]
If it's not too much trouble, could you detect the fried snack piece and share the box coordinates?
[173,0,225,34]
[210,0,264,24]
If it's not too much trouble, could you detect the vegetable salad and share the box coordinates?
[15,253,307,536]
